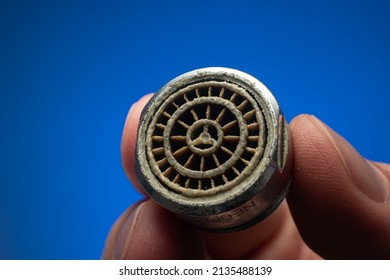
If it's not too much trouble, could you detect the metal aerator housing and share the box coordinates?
[135,67,293,232]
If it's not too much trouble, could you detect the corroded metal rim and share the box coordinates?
[135,67,293,230]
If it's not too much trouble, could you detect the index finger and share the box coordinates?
[121,94,154,195]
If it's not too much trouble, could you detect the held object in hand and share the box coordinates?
[135,67,293,232]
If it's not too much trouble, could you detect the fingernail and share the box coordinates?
[114,201,145,259]
[310,115,387,203]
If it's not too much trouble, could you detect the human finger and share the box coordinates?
[102,199,206,259]
[288,114,390,259]
[121,94,153,195]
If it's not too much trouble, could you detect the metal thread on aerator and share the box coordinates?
[135,67,293,232]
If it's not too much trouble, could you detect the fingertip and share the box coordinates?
[291,114,387,203]
[102,201,145,259]
[288,114,390,259]
[108,200,206,259]
[121,94,154,195]
[290,114,349,200]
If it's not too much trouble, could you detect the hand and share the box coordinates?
[102,94,390,259]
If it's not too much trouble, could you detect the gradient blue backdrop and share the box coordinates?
[1,0,389,259]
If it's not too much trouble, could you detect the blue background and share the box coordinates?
[1,0,389,259]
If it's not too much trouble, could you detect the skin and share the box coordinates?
[102,94,390,260]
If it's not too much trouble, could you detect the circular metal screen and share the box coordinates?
[146,81,267,197]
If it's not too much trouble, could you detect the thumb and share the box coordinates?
[288,114,390,259]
